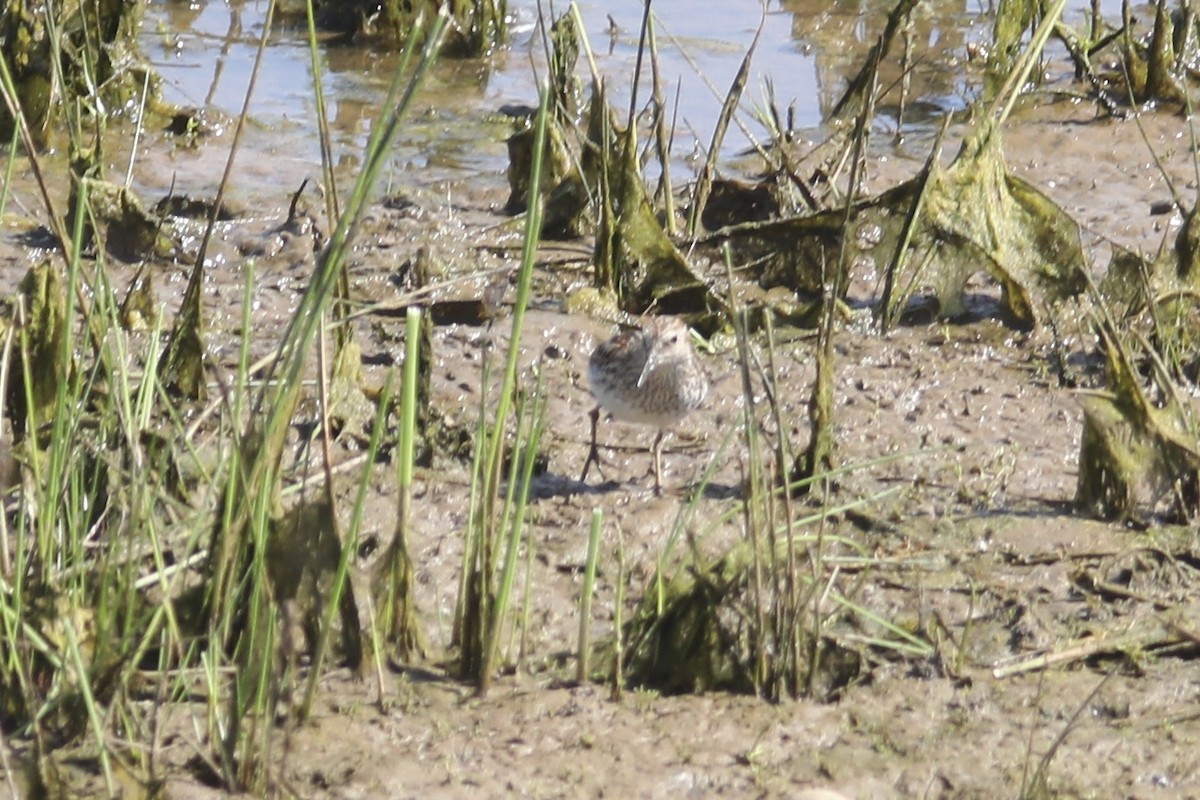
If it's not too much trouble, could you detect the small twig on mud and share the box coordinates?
[992,629,1167,679]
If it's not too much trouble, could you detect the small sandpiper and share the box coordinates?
[580,316,708,492]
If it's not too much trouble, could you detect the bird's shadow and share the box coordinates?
[530,471,630,499]
[696,481,743,501]
[528,470,744,501]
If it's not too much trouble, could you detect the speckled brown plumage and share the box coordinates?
[581,317,707,492]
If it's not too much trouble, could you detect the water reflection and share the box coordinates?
[780,0,983,123]
[138,0,1058,200]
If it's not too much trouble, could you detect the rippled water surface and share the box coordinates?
[137,0,1021,196]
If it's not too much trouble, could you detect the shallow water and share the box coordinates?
[5,3,1200,799]
[136,0,1016,205]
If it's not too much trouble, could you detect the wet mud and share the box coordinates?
[76,106,1195,799]
[4,3,1200,798]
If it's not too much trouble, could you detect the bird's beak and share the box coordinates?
[637,351,659,389]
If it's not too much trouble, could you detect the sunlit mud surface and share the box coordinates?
[128,107,1197,799]
[4,1,1200,798]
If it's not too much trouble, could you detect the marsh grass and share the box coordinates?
[0,180,207,794]
[455,84,552,693]
[5,0,1198,794]
[372,306,426,661]
[592,52,942,687]
[0,3,452,793]
[686,15,761,237]
[296,337,399,723]
[158,0,284,399]
[0,0,869,788]
[605,248,933,698]
[576,508,603,682]
[203,12,450,789]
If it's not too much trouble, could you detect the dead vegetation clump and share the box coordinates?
[6,0,1200,796]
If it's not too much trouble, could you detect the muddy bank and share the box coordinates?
[4,1,1200,797]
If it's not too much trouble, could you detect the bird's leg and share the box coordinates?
[651,428,665,495]
[580,406,605,482]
